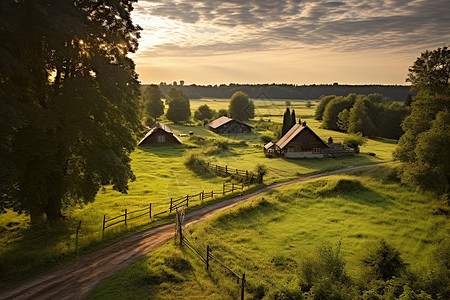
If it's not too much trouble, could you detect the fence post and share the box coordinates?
[225,165,228,174]
[178,213,183,245]
[124,209,127,226]
[232,183,235,192]
[236,168,238,174]
[211,191,214,198]
[223,183,225,195]
[149,203,152,219]
[246,170,248,180]
[241,273,246,300]
[241,183,244,191]
[76,220,81,257]
[170,198,173,213]
[206,245,210,270]
[216,164,218,171]
[201,191,204,202]
[186,195,189,207]
[102,215,106,233]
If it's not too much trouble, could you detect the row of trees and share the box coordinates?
[142,88,255,125]
[315,93,409,139]
[281,107,298,136]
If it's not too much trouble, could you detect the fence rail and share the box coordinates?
[207,162,255,182]
[102,182,252,233]
[178,219,246,300]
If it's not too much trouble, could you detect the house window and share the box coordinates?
[157,135,166,143]
[313,148,322,153]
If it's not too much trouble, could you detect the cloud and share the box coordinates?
[132,0,450,56]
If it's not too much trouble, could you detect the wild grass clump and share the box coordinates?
[184,153,214,177]
[316,177,367,196]
[203,139,230,155]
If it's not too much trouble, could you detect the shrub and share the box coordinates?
[184,153,214,177]
[343,133,367,149]
[361,240,406,281]
[259,134,273,144]
[255,164,268,183]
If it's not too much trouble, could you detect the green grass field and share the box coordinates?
[88,165,449,299]
[0,98,397,286]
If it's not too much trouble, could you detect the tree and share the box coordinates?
[394,46,450,195]
[306,100,312,108]
[406,45,450,92]
[281,107,291,136]
[228,91,254,121]
[322,96,354,131]
[255,164,268,183]
[362,240,406,281]
[315,95,336,120]
[290,109,296,128]
[166,88,191,123]
[216,109,228,118]
[347,98,377,136]
[337,109,350,131]
[142,85,164,119]
[194,104,215,121]
[0,0,141,224]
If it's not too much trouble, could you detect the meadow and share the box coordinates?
[0,98,396,287]
[88,165,449,299]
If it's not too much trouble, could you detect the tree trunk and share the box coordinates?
[45,196,63,223]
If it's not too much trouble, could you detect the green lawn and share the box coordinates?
[88,165,449,299]
[0,98,396,286]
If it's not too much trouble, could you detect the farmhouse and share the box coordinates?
[138,122,183,145]
[207,116,253,134]
[275,122,329,158]
[265,122,354,158]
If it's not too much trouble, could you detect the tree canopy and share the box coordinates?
[0,0,141,223]
[143,85,164,120]
[194,104,215,121]
[394,46,450,195]
[165,87,191,123]
[228,91,254,121]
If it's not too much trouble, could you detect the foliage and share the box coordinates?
[406,45,450,92]
[347,98,377,136]
[361,240,406,281]
[395,46,450,195]
[259,134,273,144]
[216,108,229,118]
[306,100,312,108]
[282,107,292,136]
[0,0,141,223]
[336,109,350,131]
[315,95,336,120]
[254,119,282,139]
[255,164,268,183]
[343,134,367,152]
[291,109,297,128]
[322,95,355,131]
[193,104,216,121]
[184,153,214,177]
[228,91,255,121]
[166,88,191,123]
[142,85,164,119]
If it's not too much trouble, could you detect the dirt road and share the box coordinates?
[0,164,378,300]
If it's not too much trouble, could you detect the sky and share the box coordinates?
[131,0,450,85]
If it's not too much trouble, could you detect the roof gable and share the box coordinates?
[138,122,183,145]
[207,116,253,129]
[276,124,329,149]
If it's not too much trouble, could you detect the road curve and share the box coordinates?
[0,164,379,300]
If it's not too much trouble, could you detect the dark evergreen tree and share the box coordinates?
[290,109,296,128]
[281,107,291,136]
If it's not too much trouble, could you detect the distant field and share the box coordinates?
[0,98,396,285]
[88,165,449,299]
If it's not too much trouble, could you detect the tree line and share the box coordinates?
[157,83,412,101]
[315,93,409,139]
[142,86,255,126]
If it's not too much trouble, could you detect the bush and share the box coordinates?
[259,134,273,144]
[194,104,216,120]
[255,164,268,183]
[343,133,367,149]
[361,240,406,281]
[184,153,214,177]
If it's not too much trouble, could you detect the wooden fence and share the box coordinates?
[207,162,255,182]
[176,212,246,300]
[102,182,251,233]
[102,204,152,233]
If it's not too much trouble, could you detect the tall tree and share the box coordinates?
[194,104,215,121]
[347,98,377,137]
[281,107,291,136]
[290,109,296,128]
[165,87,191,123]
[0,0,141,223]
[394,46,450,195]
[228,91,254,121]
[143,85,164,119]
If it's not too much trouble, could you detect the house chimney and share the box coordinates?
[302,121,307,126]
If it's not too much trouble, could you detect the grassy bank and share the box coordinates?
[88,165,449,299]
